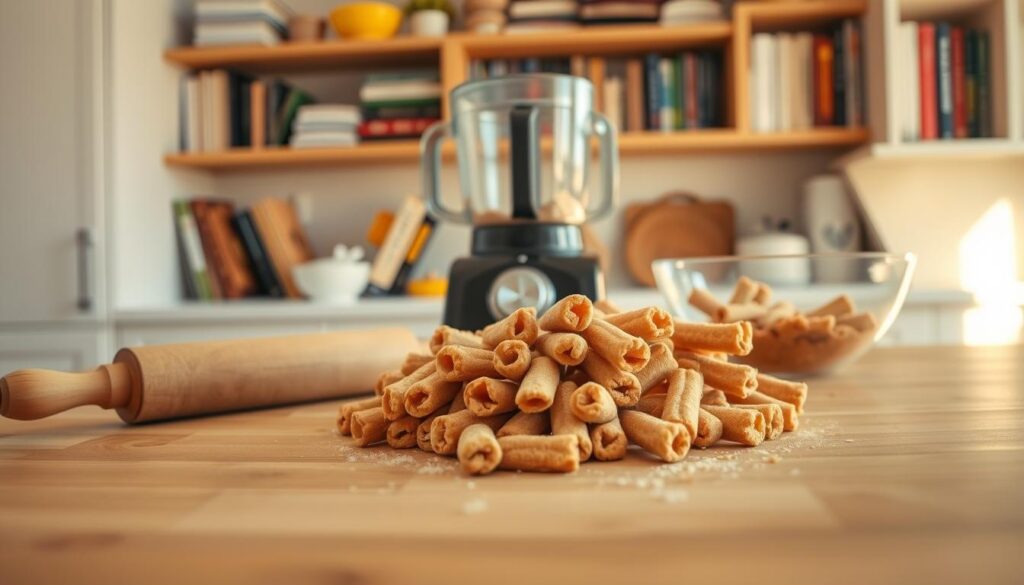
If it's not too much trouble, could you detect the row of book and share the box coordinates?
[193,0,293,47]
[358,72,443,142]
[897,22,992,141]
[749,20,864,134]
[173,197,313,300]
[469,52,723,132]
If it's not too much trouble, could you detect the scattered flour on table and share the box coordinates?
[461,498,489,515]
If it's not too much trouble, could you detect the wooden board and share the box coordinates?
[2,345,1023,583]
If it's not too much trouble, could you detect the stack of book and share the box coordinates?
[580,0,661,25]
[179,72,314,152]
[660,0,724,25]
[173,197,314,301]
[469,57,573,79]
[897,22,992,141]
[358,72,442,141]
[289,105,360,149]
[748,19,864,133]
[505,0,581,34]
[193,0,292,47]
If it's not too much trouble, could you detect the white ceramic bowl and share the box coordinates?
[293,260,370,304]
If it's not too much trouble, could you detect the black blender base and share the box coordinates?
[443,255,603,331]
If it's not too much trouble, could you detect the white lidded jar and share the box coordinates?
[803,174,862,282]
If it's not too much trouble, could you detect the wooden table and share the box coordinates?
[1,346,1023,584]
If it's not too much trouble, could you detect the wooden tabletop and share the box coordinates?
[1,345,1023,584]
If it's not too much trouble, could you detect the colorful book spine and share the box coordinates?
[173,200,214,301]
[658,57,676,131]
[833,27,846,126]
[965,30,979,138]
[976,30,991,138]
[936,22,953,139]
[813,34,834,126]
[644,53,662,130]
[232,210,284,298]
[950,27,967,138]
[918,23,938,140]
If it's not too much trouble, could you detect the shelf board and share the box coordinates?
[899,0,1000,21]
[455,22,733,59]
[164,128,870,170]
[163,37,443,72]
[742,0,866,30]
[870,138,1024,158]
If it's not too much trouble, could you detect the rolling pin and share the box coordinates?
[0,328,419,423]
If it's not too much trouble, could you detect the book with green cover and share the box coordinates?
[273,87,314,146]
[173,200,214,301]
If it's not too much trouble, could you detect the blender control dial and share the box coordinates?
[487,266,556,320]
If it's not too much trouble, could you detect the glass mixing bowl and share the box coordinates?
[652,252,916,376]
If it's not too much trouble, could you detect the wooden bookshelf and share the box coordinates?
[163,3,874,171]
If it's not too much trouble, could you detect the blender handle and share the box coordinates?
[589,111,620,222]
[420,121,471,223]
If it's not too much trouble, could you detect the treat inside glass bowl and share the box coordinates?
[652,252,916,376]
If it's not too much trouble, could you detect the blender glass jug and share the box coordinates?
[421,74,618,225]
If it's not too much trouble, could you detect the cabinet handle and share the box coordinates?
[76,228,92,312]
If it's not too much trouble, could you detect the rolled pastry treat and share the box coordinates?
[772,314,809,338]
[580,319,650,373]
[382,361,437,421]
[661,368,702,440]
[351,406,389,447]
[569,382,618,424]
[760,301,796,327]
[619,410,690,463]
[464,377,519,416]
[497,410,551,437]
[752,282,772,305]
[603,307,674,341]
[694,409,724,449]
[728,276,759,304]
[676,351,757,399]
[836,311,878,332]
[806,315,837,334]
[634,342,678,393]
[400,352,434,376]
[497,435,580,473]
[337,395,383,435]
[537,294,594,332]
[594,298,623,315]
[807,294,855,318]
[429,325,486,353]
[702,405,766,446]
[589,417,628,461]
[375,369,405,395]
[479,307,539,348]
[688,288,724,320]
[645,377,670,396]
[735,404,783,440]
[448,390,468,413]
[715,303,768,323]
[436,345,500,382]
[514,356,561,413]
[534,332,588,366]
[405,372,462,418]
[551,381,593,462]
[430,409,511,456]
[672,320,753,356]
[728,390,799,431]
[416,413,443,452]
[386,415,422,449]
[492,339,532,380]
[457,423,503,476]
[756,373,808,413]
[581,350,642,407]
[634,392,665,417]
[700,386,729,406]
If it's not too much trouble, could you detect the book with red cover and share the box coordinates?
[950,27,967,138]
[357,117,439,140]
[918,23,938,140]
[813,34,834,126]
[190,199,259,299]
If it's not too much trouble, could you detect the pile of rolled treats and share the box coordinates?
[336,294,808,475]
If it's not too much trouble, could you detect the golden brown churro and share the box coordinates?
[457,423,503,475]
[497,435,580,473]
[538,294,594,332]
[429,326,486,353]
[534,332,589,366]
[337,396,383,435]
[464,377,520,416]
[580,319,651,372]
[603,307,675,341]
[480,307,539,348]
[672,320,753,356]
[619,410,690,463]
[551,381,593,462]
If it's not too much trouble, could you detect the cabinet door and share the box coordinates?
[0,327,107,373]
[0,0,102,322]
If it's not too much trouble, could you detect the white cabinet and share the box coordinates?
[0,323,109,373]
[0,0,105,324]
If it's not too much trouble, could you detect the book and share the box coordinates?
[190,199,259,299]
[231,210,284,297]
[976,30,991,137]
[289,132,358,148]
[195,0,293,28]
[210,69,231,151]
[833,27,846,127]
[813,34,834,126]
[625,59,645,132]
[965,30,978,137]
[603,76,624,131]
[701,51,721,128]
[361,103,441,121]
[589,57,606,113]
[250,80,266,147]
[658,57,675,131]
[777,34,793,131]
[183,75,202,152]
[918,23,938,139]
[682,52,697,129]
[367,196,428,294]
[194,21,282,46]
[388,217,437,295]
[508,1,578,20]
[229,72,253,147]
[570,55,586,78]
[273,86,314,145]
[580,2,660,21]
[844,19,863,127]
[360,80,442,103]
[751,33,776,132]
[792,33,813,130]
[357,117,439,140]
[899,22,919,141]
[251,197,315,298]
[951,26,967,138]
[173,200,211,300]
[295,104,361,127]
[644,53,662,130]
[936,22,953,139]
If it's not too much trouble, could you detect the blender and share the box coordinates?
[421,74,619,330]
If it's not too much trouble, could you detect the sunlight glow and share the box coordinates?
[958,198,1022,345]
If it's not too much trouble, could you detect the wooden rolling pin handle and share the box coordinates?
[0,363,132,420]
